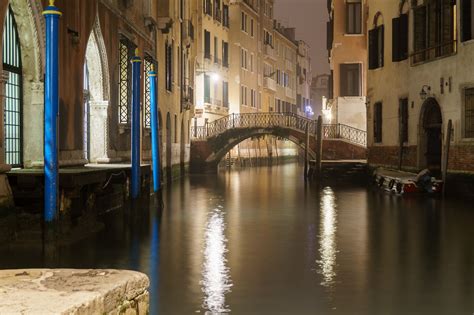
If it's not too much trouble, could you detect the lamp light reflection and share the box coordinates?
[201,207,233,313]
[317,187,338,287]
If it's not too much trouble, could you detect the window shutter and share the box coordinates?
[392,17,401,62]
[413,6,427,61]
[327,20,333,51]
[462,0,472,41]
[399,14,408,60]
[340,65,348,96]
[378,25,384,67]
[368,28,378,69]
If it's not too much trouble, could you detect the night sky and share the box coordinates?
[275,0,330,77]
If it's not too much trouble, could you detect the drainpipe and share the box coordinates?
[131,50,142,199]
[43,1,61,230]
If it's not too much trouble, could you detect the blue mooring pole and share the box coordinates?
[149,68,161,192]
[43,1,61,224]
[131,50,142,199]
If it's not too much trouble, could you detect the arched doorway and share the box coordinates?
[419,98,442,173]
[166,112,172,182]
[2,6,23,167]
[83,17,110,163]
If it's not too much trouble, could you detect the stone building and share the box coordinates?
[366,0,474,181]
[327,0,368,131]
[157,0,196,180]
[0,0,194,207]
[311,73,331,119]
[296,40,312,117]
[194,0,230,125]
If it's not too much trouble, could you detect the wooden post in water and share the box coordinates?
[442,119,452,196]
[304,122,309,179]
[315,115,323,178]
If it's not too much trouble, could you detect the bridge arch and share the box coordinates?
[207,127,317,164]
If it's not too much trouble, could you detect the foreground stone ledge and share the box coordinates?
[0,269,149,315]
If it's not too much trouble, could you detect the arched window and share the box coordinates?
[369,12,384,70]
[2,6,23,167]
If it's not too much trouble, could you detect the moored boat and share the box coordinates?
[373,168,443,195]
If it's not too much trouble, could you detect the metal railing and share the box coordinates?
[191,112,367,147]
[410,40,457,65]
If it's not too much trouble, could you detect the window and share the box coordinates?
[413,0,456,64]
[143,55,156,128]
[369,24,384,69]
[204,30,211,59]
[241,48,248,69]
[264,29,273,46]
[204,0,212,16]
[250,53,254,72]
[241,12,248,32]
[241,85,248,105]
[223,81,229,107]
[2,6,23,166]
[464,88,474,138]
[250,89,256,107]
[174,114,178,143]
[204,74,211,103]
[399,98,408,143]
[165,41,173,91]
[392,14,408,61]
[461,0,474,42]
[214,36,219,63]
[119,37,135,124]
[250,19,254,37]
[222,41,229,67]
[346,0,362,34]
[374,102,383,143]
[214,0,222,22]
[223,4,230,27]
[340,63,361,96]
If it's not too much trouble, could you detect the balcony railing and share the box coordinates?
[214,56,221,65]
[264,44,277,60]
[410,40,457,65]
[214,9,222,22]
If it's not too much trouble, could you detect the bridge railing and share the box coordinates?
[191,112,367,147]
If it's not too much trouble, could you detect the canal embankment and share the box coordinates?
[0,269,149,314]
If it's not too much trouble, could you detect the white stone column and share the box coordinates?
[90,100,110,163]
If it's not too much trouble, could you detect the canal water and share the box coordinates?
[1,163,473,314]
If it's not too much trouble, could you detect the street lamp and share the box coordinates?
[420,85,431,101]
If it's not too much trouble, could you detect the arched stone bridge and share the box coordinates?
[190,112,367,173]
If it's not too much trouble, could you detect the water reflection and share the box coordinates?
[201,207,233,314]
[317,187,338,287]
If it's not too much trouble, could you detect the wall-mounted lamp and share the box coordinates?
[420,85,431,101]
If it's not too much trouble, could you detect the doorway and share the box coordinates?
[420,98,442,174]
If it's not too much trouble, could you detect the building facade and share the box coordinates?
[296,40,312,117]
[366,0,474,179]
[311,73,331,119]
[327,0,368,131]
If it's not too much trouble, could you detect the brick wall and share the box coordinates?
[322,140,367,160]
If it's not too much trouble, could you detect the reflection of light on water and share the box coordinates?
[317,187,338,287]
[201,207,233,314]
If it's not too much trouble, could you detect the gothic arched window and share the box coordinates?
[2,6,23,167]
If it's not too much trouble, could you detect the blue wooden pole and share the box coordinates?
[149,68,161,192]
[43,1,61,223]
[131,50,142,199]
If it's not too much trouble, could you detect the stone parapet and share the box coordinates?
[0,269,149,315]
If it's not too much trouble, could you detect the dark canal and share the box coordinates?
[1,163,473,314]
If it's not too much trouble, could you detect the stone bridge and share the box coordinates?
[190,112,367,173]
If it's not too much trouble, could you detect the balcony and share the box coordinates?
[285,59,294,71]
[264,44,277,60]
[263,77,276,92]
[214,56,221,65]
[285,87,296,99]
[214,9,222,23]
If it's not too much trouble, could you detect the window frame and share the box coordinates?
[346,0,362,34]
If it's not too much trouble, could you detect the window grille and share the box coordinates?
[118,38,133,124]
[464,88,474,138]
[2,6,23,167]
[144,55,156,128]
